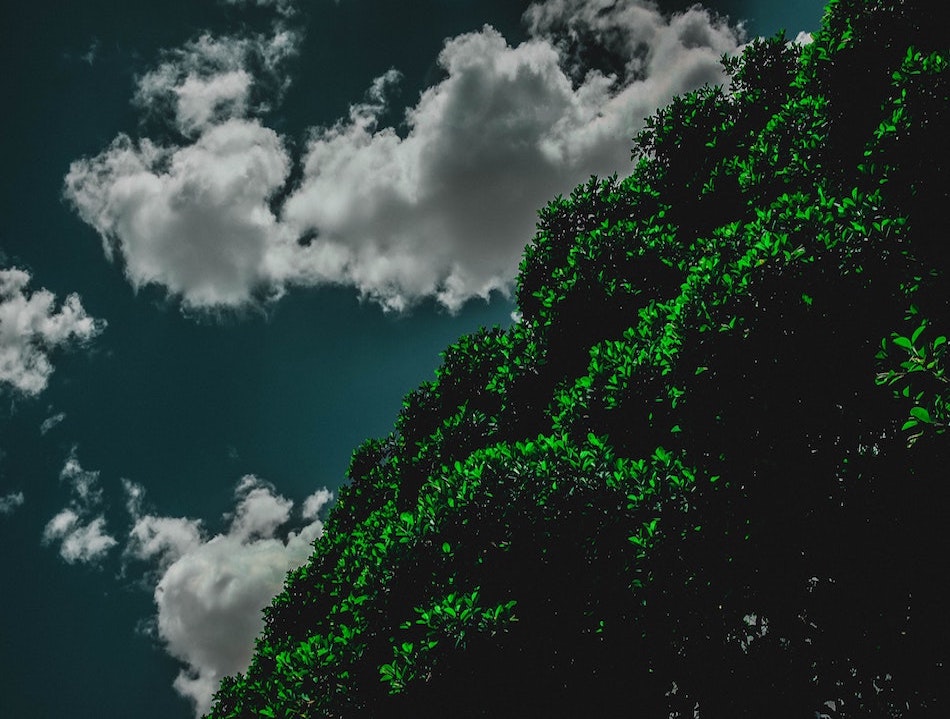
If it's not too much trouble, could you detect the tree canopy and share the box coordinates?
[207,1,950,716]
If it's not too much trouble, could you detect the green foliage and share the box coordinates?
[208,2,950,717]
[877,318,950,445]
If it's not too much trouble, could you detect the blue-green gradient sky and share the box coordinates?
[0,1,824,716]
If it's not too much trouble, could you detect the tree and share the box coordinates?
[207,2,950,716]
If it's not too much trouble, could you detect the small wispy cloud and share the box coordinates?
[43,510,118,564]
[81,38,100,65]
[42,450,118,564]
[222,0,299,18]
[40,411,67,435]
[0,491,25,516]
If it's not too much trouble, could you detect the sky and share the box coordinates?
[0,0,825,716]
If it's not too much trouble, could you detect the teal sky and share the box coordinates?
[0,1,825,716]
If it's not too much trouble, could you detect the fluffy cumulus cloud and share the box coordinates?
[282,4,740,310]
[65,0,743,313]
[42,451,118,564]
[65,121,296,308]
[123,475,333,716]
[42,453,332,713]
[64,28,300,310]
[0,267,105,395]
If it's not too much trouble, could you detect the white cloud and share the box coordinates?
[60,451,105,506]
[302,487,333,520]
[524,0,739,82]
[793,30,814,45]
[0,267,105,395]
[123,476,333,716]
[45,455,332,714]
[40,411,67,435]
[64,120,295,309]
[43,510,118,564]
[226,474,294,541]
[63,26,303,312]
[133,30,297,137]
[65,0,743,313]
[283,5,740,310]
[0,491,25,515]
[42,450,118,565]
[126,512,204,571]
